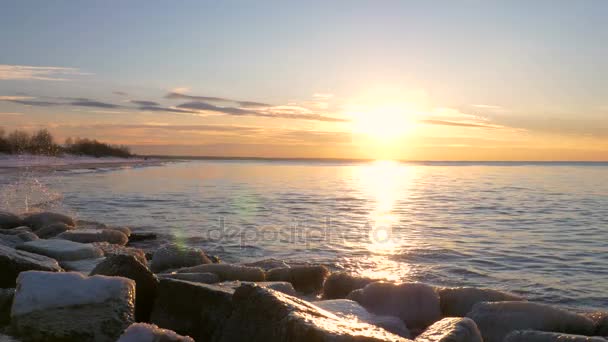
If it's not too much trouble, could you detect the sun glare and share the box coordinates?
[350,104,415,142]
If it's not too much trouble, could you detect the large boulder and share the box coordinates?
[0,244,62,288]
[415,317,482,342]
[504,330,608,341]
[243,258,290,271]
[437,286,524,317]
[466,301,596,342]
[57,229,129,246]
[323,272,376,299]
[60,257,105,273]
[35,222,74,238]
[22,212,75,230]
[219,281,297,296]
[586,312,608,336]
[17,239,103,261]
[0,288,14,326]
[314,299,411,338]
[11,271,135,342]
[150,278,234,341]
[117,323,194,342]
[348,282,441,334]
[0,211,22,229]
[158,272,220,284]
[150,243,211,273]
[266,265,329,293]
[218,283,411,342]
[92,242,147,265]
[91,254,158,322]
[0,232,38,248]
[178,263,265,281]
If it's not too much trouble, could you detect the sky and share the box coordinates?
[1,0,607,161]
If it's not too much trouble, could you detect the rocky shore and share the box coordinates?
[1,210,607,341]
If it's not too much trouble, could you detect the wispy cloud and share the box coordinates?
[0,112,23,116]
[472,104,503,110]
[0,64,89,81]
[166,92,270,107]
[419,119,504,129]
[3,97,120,109]
[130,100,160,106]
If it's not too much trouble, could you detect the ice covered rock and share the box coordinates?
[92,242,147,265]
[0,227,32,235]
[218,283,411,342]
[466,301,596,342]
[438,286,524,317]
[0,244,62,287]
[415,317,482,342]
[91,254,158,322]
[243,258,290,270]
[348,282,441,334]
[218,281,297,296]
[0,211,22,229]
[504,330,608,341]
[0,288,14,326]
[178,263,265,281]
[56,228,128,245]
[314,299,411,338]
[0,232,37,248]
[323,271,376,299]
[22,212,74,230]
[158,272,220,284]
[150,278,234,341]
[150,243,211,273]
[117,323,194,342]
[17,239,103,261]
[266,265,329,293]
[11,271,135,342]
[60,257,105,273]
[35,222,74,238]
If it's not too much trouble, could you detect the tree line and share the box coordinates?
[0,128,132,158]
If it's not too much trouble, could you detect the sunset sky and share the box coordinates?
[1,1,607,161]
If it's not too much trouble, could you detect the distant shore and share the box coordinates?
[0,154,164,171]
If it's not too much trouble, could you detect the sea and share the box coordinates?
[1,159,607,310]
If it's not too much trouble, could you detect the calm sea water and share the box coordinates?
[1,160,607,310]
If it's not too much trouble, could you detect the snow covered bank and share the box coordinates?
[0,153,158,168]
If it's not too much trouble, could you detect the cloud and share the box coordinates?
[130,100,160,106]
[113,91,128,96]
[472,104,503,110]
[166,92,271,107]
[3,97,121,109]
[70,100,121,108]
[0,112,22,116]
[313,93,334,99]
[0,64,89,81]
[419,119,504,129]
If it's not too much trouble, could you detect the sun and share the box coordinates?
[350,104,415,142]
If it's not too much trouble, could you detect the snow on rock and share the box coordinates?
[0,153,148,169]
[348,281,441,334]
[60,257,105,273]
[0,244,62,288]
[265,265,330,293]
[438,286,524,317]
[0,232,37,248]
[322,272,376,299]
[117,323,194,342]
[16,239,103,261]
[158,272,220,284]
[466,301,596,342]
[11,271,135,342]
[22,212,75,230]
[243,258,290,271]
[177,263,265,282]
[415,317,482,342]
[314,299,411,338]
[218,281,297,296]
[150,243,211,273]
[56,228,128,246]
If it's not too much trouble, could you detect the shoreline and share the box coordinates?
[0,154,166,172]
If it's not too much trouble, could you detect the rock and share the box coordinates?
[22,212,74,230]
[437,286,524,317]
[504,330,608,341]
[243,258,290,271]
[0,333,20,341]
[586,312,608,336]
[0,212,22,229]
[314,299,411,338]
[117,323,194,342]
[0,227,32,235]
[0,231,38,248]
[415,317,482,342]
[92,242,147,265]
[91,254,158,322]
[466,301,596,342]
[218,283,410,342]
[35,222,74,238]
[112,226,132,237]
[158,272,221,284]
[348,282,442,334]
[0,244,63,288]
[178,263,265,281]
[266,265,329,293]
[0,288,14,326]
[150,278,234,341]
[60,257,105,273]
[129,232,157,242]
[17,239,103,261]
[150,243,211,273]
[56,228,129,245]
[323,272,376,299]
[219,281,297,296]
[76,220,132,237]
[11,271,135,342]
